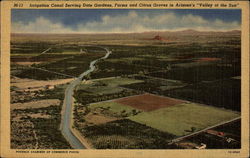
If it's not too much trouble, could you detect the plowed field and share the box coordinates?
[115,93,185,111]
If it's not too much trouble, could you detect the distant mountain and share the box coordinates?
[141,29,241,35]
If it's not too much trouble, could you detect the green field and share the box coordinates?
[82,86,124,95]
[90,98,240,137]
[122,75,187,92]
[76,77,143,95]
[129,103,240,136]
[106,57,144,63]
[97,77,144,86]
[90,101,139,115]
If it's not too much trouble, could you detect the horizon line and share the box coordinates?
[11,29,241,35]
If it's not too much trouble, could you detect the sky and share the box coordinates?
[11,9,241,33]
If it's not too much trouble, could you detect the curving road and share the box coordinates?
[60,47,112,149]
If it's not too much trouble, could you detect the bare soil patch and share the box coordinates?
[85,113,119,125]
[11,99,60,110]
[115,93,185,111]
[11,77,73,89]
[196,57,221,62]
[14,61,42,66]
[28,113,51,119]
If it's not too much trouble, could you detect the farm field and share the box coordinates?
[11,99,60,110]
[122,76,240,112]
[148,64,240,83]
[129,102,240,136]
[87,94,240,137]
[12,104,72,149]
[81,119,175,149]
[122,75,187,92]
[11,77,73,89]
[10,76,72,149]
[75,77,143,95]
[73,77,143,106]
[178,120,241,149]
[11,42,107,80]
[13,53,105,80]
[95,77,144,86]
[164,78,241,111]
[115,93,185,111]
[89,101,139,115]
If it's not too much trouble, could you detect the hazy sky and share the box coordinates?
[12,9,241,33]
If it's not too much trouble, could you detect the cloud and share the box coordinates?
[12,11,240,33]
[12,17,75,33]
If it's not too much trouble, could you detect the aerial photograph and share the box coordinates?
[10,9,241,149]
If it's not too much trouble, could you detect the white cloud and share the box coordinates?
[12,17,75,33]
[12,11,240,33]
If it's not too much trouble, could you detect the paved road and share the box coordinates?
[60,47,112,149]
[41,48,51,54]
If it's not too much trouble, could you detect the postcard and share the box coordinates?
[1,1,249,158]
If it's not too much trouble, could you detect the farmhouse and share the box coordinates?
[80,49,86,54]
[45,85,55,90]
[206,130,224,137]
[195,143,207,149]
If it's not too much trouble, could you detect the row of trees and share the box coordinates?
[73,89,141,105]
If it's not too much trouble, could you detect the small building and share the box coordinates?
[45,85,54,90]
[206,130,225,137]
[226,137,235,143]
[195,143,207,149]
[176,141,198,149]
[80,48,87,54]
[24,89,31,92]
